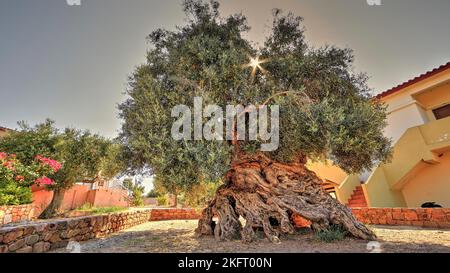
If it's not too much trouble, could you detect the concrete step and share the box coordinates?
[346,186,368,208]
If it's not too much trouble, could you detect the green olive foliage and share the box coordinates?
[119,0,391,193]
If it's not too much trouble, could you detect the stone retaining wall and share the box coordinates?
[0,204,35,226]
[351,208,450,228]
[0,208,201,253]
[292,208,450,229]
[0,209,152,253]
[2,207,450,253]
[150,208,201,221]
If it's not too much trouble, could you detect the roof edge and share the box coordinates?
[0,126,13,131]
[375,61,450,99]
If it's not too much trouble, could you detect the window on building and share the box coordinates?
[433,104,450,120]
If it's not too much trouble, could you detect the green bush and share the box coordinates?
[123,178,145,207]
[131,195,144,207]
[157,195,168,206]
[314,225,347,243]
[0,182,33,206]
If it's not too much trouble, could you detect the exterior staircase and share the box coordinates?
[346,186,368,208]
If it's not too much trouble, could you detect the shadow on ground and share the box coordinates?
[50,220,450,253]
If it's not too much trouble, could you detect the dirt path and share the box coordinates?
[51,220,450,253]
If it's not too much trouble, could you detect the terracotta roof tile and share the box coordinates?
[375,61,450,99]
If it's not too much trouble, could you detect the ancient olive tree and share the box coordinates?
[119,0,391,242]
[0,120,125,218]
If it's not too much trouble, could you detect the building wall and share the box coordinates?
[384,102,429,144]
[381,70,450,145]
[32,185,129,216]
[363,116,450,207]
[414,81,450,121]
[32,185,92,215]
[363,168,407,207]
[361,70,450,207]
[402,151,450,208]
[335,68,450,207]
[86,188,129,208]
[307,161,347,185]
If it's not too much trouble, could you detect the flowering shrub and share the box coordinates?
[35,155,62,172]
[0,152,61,205]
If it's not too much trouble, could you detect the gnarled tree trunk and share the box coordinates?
[196,153,375,243]
[38,188,66,219]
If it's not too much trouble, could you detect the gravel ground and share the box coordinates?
[51,220,450,253]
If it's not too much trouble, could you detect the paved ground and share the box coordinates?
[51,220,450,253]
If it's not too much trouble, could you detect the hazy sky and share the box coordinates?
[1,0,449,138]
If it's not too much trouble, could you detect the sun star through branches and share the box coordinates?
[244,55,269,79]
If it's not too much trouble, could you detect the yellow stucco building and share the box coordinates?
[316,62,450,208]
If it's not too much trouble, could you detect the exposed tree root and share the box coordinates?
[196,154,376,243]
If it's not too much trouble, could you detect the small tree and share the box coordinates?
[119,1,391,242]
[122,178,145,206]
[151,175,181,207]
[182,181,220,209]
[0,120,125,218]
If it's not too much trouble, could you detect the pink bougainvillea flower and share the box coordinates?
[35,176,55,186]
[2,161,16,171]
[35,155,62,172]
[15,175,25,182]
[0,152,7,160]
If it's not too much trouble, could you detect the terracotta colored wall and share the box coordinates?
[86,188,129,208]
[32,190,54,216]
[143,198,157,206]
[63,186,90,211]
[32,185,91,216]
[32,186,129,216]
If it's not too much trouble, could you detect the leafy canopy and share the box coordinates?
[119,0,391,191]
[0,119,125,190]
